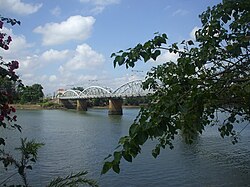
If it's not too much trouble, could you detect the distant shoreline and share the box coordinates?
[10,104,141,110]
[10,104,44,110]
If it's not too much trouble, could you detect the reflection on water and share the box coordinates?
[0,108,250,186]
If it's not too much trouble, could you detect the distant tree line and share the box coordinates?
[123,96,149,106]
[19,83,44,104]
[0,77,44,104]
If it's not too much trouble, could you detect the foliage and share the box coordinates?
[19,84,44,104]
[40,101,63,109]
[0,138,44,186]
[48,171,98,187]
[0,15,42,186]
[0,15,97,187]
[0,15,22,157]
[102,0,250,174]
[123,96,148,106]
[89,98,108,107]
[0,77,21,102]
[72,87,85,91]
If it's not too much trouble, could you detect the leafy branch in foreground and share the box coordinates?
[102,0,250,174]
[0,138,44,186]
[0,15,98,186]
[48,171,98,187]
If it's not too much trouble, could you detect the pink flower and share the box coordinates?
[13,115,17,121]
[9,60,19,72]
[7,36,12,44]
[11,61,19,69]
[0,33,4,39]
[11,107,16,112]
[3,44,9,50]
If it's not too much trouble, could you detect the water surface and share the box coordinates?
[0,109,250,186]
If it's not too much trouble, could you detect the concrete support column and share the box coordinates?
[77,99,88,111]
[60,99,75,109]
[108,98,123,115]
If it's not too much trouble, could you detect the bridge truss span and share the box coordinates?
[80,86,112,98]
[59,79,150,99]
[61,89,80,99]
[113,80,147,97]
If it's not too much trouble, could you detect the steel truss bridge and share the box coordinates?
[59,80,150,99]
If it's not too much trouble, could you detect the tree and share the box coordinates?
[19,83,44,103]
[0,16,98,186]
[0,15,41,186]
[102,0,250,174]
[0,15,21,153]
[72,86,85,91]
[0,77,17,101]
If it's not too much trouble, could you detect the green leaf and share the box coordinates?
[101,161,112,174]
[112,163,120,174]
[162,33,168,39]
[228,116,236,123]
[115,56,125,66]
[30,158,36,162]
[0,138,5,145]
[111,53,116,58]
[141,52,150,62]
[1,121,7,128]
[129,123,138,136]
[151,50,161,61]
[187,40,194,45]
[122,151,132,162]
[244,84,250,93]
[14,124,22,132]
[18,166,25,175]
[221,14,230,23]
[152,146,160,158]
[26,165,33,170]
[114,151,122,162]
[136,131,148,145]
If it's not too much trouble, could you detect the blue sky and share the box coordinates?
[0,0,221,95]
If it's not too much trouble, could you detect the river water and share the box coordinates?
[0,109,250,186]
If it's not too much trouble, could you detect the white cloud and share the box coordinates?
[63,43,105,71]
[80,0,120,6]
[77,74,98,83]
[190,26,200,41]
[0,0,42,15]
[41,49,69,61]
[172,9,189,16]
[153,50,178,64]
[0,27,33,59]
[18,55,41,73]
[51,6,61,17]
[80,0,120,14]
[33,15,95,46]
[22,73,33,79]
[89,6,105,15]
[49,75,57,82]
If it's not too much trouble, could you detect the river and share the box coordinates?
[0,109,250,186]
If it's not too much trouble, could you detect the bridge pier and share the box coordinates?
[59,99,76,109]
[77,99,88,111]
[108,98,123,115]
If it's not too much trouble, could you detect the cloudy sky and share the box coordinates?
[0,0,221,95]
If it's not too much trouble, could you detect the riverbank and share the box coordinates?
[11,104,142,110]
[11,104,43,110]
[11,104,64,110]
